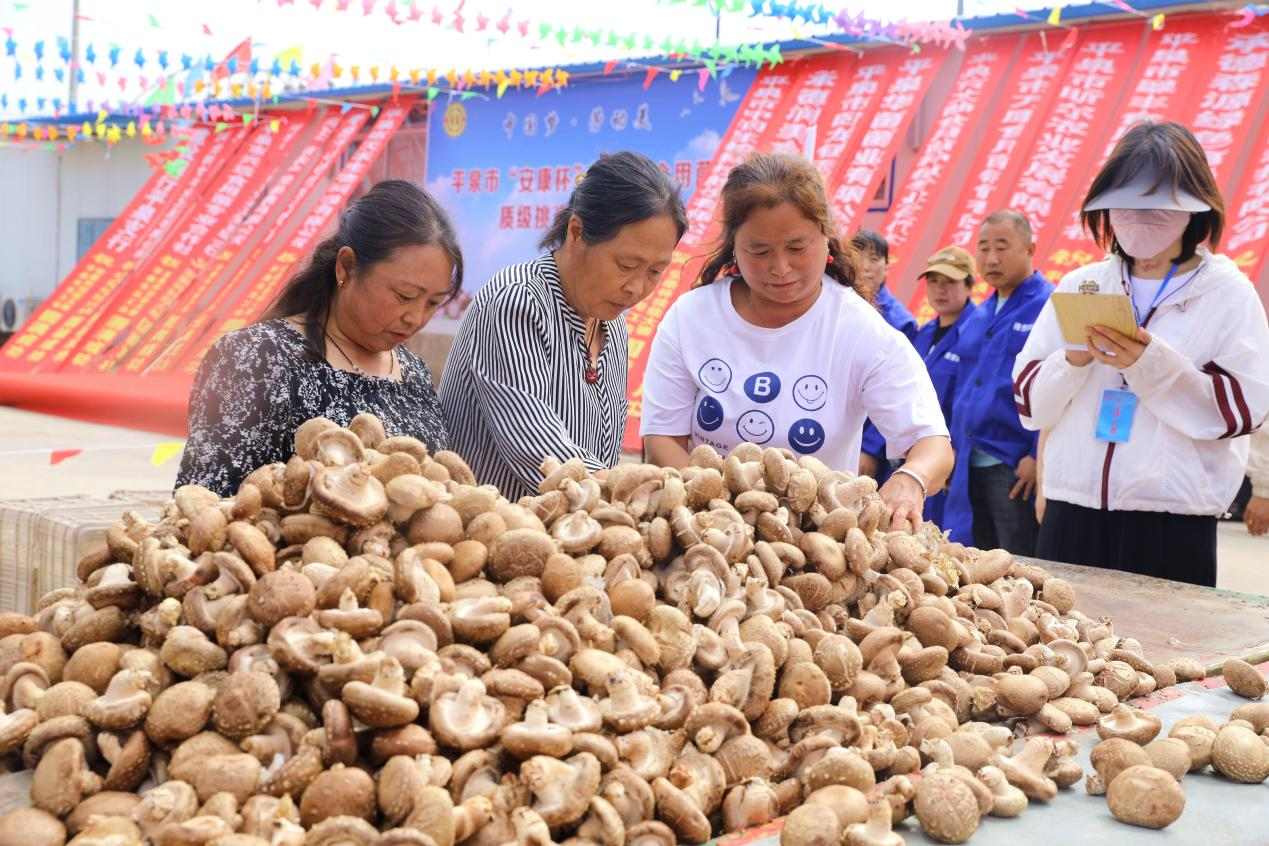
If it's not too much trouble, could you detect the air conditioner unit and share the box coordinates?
[0,295,42,333]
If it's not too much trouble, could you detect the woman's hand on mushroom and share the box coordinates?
[878,471,924,531]
[1086,325,1152,369]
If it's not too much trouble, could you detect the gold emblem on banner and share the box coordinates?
[1078,279,1100,293]
[443,103,467,138]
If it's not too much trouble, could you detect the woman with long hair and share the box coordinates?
[177,180,462,495]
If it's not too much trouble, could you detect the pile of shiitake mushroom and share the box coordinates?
[0,412,1263,846]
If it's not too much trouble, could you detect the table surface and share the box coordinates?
[1024,557,1269,671]
[711,671,1269,846]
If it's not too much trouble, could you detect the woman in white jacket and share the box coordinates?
[1013,121,1269,586]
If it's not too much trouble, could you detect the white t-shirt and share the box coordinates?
[640,277,948,472]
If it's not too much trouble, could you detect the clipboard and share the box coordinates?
[1050,292,1137,347]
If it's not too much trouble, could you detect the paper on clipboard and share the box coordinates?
[1050,292,1137,349]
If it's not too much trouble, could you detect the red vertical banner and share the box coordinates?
[174,109,372,373]
[120,117,315,374]
[61,122,291,372]
[1039,19,1224,280]
[180,99,415,374]
[624,64,809,451]
[768,56,859,164]
[812,55,896,182]
[41,128,251,369]
[827,50,946,235]
[1007,24,1142,261]
[883,38,1018,293]
[0,128,214,369]
[147,108,349,373]
[97,117,307,373]
[1222,126,1269,289]
[935,34,1076,258]
[1182,24,1269,193]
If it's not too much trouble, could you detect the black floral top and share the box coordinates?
[176,319,449,496]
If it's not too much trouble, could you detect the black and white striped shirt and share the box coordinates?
[438,253,628,500]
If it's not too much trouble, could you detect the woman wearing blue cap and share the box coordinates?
[1014,121,1269,586]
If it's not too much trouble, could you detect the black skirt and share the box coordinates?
[1036,499,1217,588]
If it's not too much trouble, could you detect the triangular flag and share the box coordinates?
[151,442,185,467]
[1047,5,1062,25]
[643,67,659,89]
[49,449,83,466]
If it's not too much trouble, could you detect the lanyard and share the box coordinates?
[1130,261,1179,325]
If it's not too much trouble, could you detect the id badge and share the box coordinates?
[1096,389,1137,443]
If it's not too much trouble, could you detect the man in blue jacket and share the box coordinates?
[853,230,917,482]
[942,210,1050,554]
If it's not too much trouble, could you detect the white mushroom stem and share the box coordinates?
[370,656,408,697]
[606,672,651,711]
[337,588,360,613]
[978,766,1028,817]
[99,668,152,704]
[521,699,552,730]
[522,757,575,817]
[510,807,554,846]
[157,597,182,626]
[844,797,903,845]
[331,631,367,665]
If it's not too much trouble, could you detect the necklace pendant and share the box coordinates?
[585,366,599,385]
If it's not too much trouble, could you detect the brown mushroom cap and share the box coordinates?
[0,807,66,846]
[146,681,215,746]
[1107,765,1185,829]
[1091,738,1153,785]
[342,656,419,728]
[300,766,377,827]
[914,770,981,844]
[779,802,841,846]
[1210,723,1269,783]
[212,671,281,739]
[31,738,100,817]
[1223,658,1268,700]
[488,529,556,582]
[247,569,317,628]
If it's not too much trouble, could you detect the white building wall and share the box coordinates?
[0,138,155,308]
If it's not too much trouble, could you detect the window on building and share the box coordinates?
[77,218,115,261]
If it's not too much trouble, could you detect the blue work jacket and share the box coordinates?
[910,301,977,526]
[859,283,918,483]
[942,272,1051,542]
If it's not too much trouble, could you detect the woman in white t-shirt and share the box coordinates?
[641,153,953,529]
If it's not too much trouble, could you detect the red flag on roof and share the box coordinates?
[212,37,251,80]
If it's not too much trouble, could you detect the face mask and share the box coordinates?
[1109,208,1191,259]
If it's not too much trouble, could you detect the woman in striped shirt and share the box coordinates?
[439,152,686,499]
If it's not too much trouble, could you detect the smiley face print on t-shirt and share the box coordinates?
[793,374,828,411]
[736,410,775,444]
[698,358,733,393]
